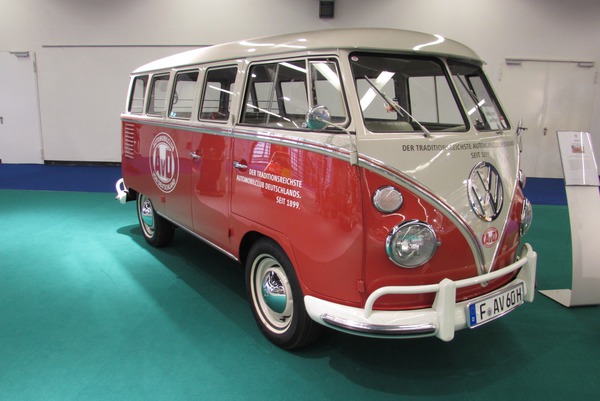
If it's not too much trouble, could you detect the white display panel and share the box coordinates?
[557,131,599,186]
[540,131,600,307]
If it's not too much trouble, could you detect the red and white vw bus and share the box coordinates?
[116,28,536,349]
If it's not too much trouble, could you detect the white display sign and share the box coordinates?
[541,130,600,307]
[557,131,599,186]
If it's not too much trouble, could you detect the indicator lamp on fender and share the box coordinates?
[520,198,533,235]
[518,169,527,189]
[373,185,403,213]
[385,221,439,268]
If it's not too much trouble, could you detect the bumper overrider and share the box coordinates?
[305,243,537,341]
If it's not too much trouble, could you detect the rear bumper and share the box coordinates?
[305,243,537,341]
[115,178,130,204]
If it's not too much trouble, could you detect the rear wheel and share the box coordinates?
[136,193,175,247]
[245,238,320,349]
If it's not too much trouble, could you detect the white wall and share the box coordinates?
[1,0,599,163]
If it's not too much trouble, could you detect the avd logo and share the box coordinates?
[149,133,179,193]
[481,227,499,248]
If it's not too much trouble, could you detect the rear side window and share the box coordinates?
[147,74,170,116]
[199,66,238,121]
[241,58,347,130]
[128,76,148,113]
[169,70,199,119]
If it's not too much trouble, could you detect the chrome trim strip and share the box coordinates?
[232,128,354,163]
[321,313,436,336]
[358,154,486,274]
[158,212,239,262]
[121,116,233,137]
[121,116,355,162]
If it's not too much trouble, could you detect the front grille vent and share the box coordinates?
[123,123,136,159]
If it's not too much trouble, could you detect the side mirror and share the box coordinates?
[306,105,331,131]
[307,105,358,165]
[516,119,528,153]
[516,119,528,136]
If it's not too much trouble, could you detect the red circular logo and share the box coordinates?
[481,227,499,248]
[149,133,179,193]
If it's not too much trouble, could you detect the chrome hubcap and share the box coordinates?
[261,271,287,314]
[252,254,293,332]
[139,196,155,234]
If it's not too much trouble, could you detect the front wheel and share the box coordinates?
[245,238,320,349]
[136,193,175,247]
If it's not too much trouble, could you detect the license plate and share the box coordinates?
[467,282,525,328]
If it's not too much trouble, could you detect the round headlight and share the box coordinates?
[386,221,439,268]
[373,186,403,213]
[520,198,533,235]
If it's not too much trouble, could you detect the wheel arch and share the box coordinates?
[238,230,298,279]
[126,186,139,202]
[239,231,267,268]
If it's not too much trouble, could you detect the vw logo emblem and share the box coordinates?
[467,162,503,222]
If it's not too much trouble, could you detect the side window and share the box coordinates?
[128,75,148,114]
[242,61,304,127]
[147,74,170,116]
[169,70,199,119]
[241,59,347,130]
[199,66,238,121]
[310,60,347,123]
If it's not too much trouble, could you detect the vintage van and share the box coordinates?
[116,28,537,349]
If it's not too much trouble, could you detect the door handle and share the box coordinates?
[190,151,202,160]
[233,160,248,170]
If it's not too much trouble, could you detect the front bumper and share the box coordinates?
[305,243,537,341]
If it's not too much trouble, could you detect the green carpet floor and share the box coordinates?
[0,189,598,400]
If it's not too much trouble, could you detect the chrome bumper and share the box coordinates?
[304,243,537,341]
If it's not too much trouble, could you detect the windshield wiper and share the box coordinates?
[364,76,431,137]
[455,75,502,133]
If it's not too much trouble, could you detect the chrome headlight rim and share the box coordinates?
[385,220,439,268]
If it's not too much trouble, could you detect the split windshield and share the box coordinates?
[350,53,508,133]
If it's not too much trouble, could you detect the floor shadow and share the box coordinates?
[295,322,531,397]
[116,224,258,338]
[116,224,534,398]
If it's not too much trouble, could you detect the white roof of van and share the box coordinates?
[133,28,481,73]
